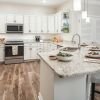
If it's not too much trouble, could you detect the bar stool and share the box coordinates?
[91,73,100,100]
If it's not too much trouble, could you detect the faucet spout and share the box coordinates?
[72,33,81,49]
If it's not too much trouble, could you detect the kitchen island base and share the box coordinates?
[39,59,87,100]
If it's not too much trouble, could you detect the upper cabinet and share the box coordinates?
[41,16,48,33]
[47,15,55,33]
[6,15,23,24]
[55,13,62,33]
[0,13,64,34]
[36,16,42,33]
[0,15,6,33]
[24,15,36,33]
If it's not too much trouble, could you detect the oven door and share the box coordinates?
[5,45,24,59]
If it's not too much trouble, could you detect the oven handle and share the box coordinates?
[5,45,24,47]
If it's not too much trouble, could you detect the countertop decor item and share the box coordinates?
[57,52,73,62]
[0,38,5,43]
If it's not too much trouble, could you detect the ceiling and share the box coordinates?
[0,0,68,7]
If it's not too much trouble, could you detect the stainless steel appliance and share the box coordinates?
[6,24,23,33]
[5,41,24,64]
[35,36,40,42]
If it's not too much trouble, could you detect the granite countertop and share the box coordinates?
[23,39,52,43]
[53,41,78,47]
[38,47,100,77]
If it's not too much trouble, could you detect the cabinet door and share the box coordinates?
[30,15,36,33]
[0,45,4,62]
[0,15,6,33]
[30,43,38,59]
[31,47,38,59]
[24,46,31,60]
[48,15,55,33]
[24,15,30,33]
[7,15,23,24]
[57,12,62,33]
[6,14,15,23]
[41,16,48,33]
[15,15,23,24]
[55,14,59,33]
[36,16,42,33]
[24,15,36,33]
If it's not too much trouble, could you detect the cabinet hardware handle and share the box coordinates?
[14,20,16,23]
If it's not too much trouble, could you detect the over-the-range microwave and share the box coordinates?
[6,24,23,33]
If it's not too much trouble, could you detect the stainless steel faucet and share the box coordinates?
[72,33,81,49]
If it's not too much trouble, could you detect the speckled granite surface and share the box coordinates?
[38,47,100,77]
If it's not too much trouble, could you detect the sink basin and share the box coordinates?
[60,47,78,52]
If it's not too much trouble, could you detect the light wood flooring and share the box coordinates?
[0,61,99,100]
[95,84,100,100]
[0,61,40,100]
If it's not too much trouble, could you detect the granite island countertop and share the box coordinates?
[38,47,100,77]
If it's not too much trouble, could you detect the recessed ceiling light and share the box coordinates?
[42,0,47,3]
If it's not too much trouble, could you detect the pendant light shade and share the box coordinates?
[73,0,81,11]
[82,11,87,19]
[86,17,90,23]
[82,0,87,19]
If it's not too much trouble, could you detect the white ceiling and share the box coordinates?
[0,0,67,7]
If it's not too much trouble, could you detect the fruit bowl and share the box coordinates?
[57,52,73,62]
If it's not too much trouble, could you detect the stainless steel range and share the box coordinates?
[5,41,24,64]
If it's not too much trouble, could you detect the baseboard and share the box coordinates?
[38,92,43,100]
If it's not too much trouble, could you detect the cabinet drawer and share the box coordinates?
[24,43,37,47]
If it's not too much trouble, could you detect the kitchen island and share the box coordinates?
[38,47,100,100]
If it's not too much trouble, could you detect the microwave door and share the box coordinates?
[7,26,19,33]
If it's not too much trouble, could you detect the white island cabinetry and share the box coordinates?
[39,48,100,100]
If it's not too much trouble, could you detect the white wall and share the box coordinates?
[80,0,100,43]
[0,3,56,15]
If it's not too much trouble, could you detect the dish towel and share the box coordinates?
[12,45,18,55]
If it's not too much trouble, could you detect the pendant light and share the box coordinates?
[82,0,87,19]
[86,0,90,23]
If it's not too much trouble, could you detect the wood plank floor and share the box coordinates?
[95,84,100,100]
[0,61,40,100]
[0,61,100,100]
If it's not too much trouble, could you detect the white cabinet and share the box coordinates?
[57,12,62,33]
[0,15,6,33]
[24,15,36,33]
[24,43,57,60]
[36,16,42,33]
[41,16,48,33]
[7,15,23,24]
[0,44,4,62]
[24,43,38,60]
[55,14,59,33]
[48,15,55,33]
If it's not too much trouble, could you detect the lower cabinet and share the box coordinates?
[0,44,4,62]
[24,43,57,60]
[24,43,38,60]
